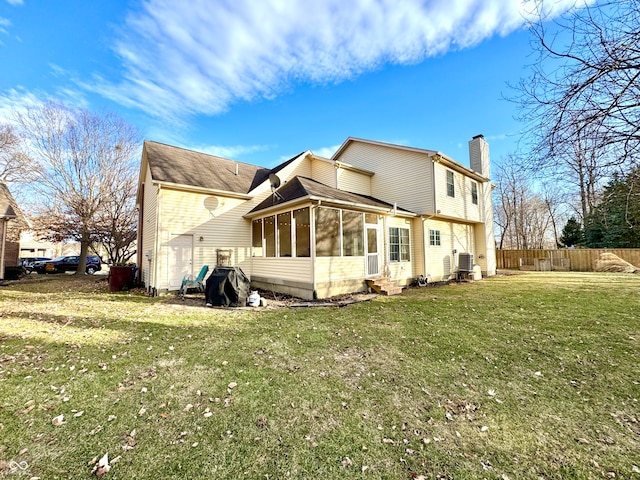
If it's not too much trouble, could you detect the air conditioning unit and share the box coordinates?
[459,253,474,272]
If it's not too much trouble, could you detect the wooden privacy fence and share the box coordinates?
[496,249,640,272]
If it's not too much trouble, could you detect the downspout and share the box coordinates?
[382,214,389,278]
[423,156,439,279]
[152,184,161,296]
[311,200,320,299]
[0,219,7,280]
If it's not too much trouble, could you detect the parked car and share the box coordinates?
[19,257,52,273]
[34,255,102,275]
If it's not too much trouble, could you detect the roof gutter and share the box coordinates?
[153,180,253,200]
[245,195,418,219]
[431,153,488,182]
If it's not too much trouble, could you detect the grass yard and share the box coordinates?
[0,272,639,479]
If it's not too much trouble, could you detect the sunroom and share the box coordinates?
[244,176,416,299]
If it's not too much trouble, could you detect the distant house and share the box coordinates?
[0,183,28,279]
[136,136,496,298]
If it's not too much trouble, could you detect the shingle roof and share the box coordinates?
[0,183,18,218]
[248,176,415,215]
[144,140,303,194]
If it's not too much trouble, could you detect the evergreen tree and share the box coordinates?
[559,217,583,247]
[583,168,640,247]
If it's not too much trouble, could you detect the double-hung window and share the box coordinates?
[446,170,455,197]
[389,227,410,262]
[429,229,441,246]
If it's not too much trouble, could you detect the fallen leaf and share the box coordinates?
[228,382,238,389]
[138,407,146,416]
[51,414,65,426]
[89,425,103,435]
[108,415,116,422]
[480,426,489,432]
[20,405,35,415]
[91,452,110,478]
[341,457,353,467]
[74,411,84,418]
[184,404,194,412]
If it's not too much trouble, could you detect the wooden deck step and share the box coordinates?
[366,277,404,296]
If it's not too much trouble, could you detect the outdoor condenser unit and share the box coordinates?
[458,253,474,272]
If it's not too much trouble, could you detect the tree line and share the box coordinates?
[496,0,639,250]
[1,102,139,274]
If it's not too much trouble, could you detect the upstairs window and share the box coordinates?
[471,182,478,205]
[446,171,455,197]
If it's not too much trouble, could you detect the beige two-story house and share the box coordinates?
[136,135,496,299]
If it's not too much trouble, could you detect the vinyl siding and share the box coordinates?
[141,167,157,287]
[314,256,365,283]
[434,163,481,221]
[310,158,336,188]
[155,189,251,291]
[336,142,434,214]
[250,257,312,283]
[385,216,414,284]
[423,219,476,281]
[411,217,425,278]
[336,168,371,196]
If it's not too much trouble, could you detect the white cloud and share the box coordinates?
[192,143,269,160]
[6,0,24,5]
[0,87,90,125]
[0,88,43,124]
[90,0,588,120]
[312,144,342,159]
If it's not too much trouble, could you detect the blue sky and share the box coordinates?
[0,0,587,171]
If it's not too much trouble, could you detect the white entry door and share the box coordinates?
[168,234,193,290]
[365,225,380,277]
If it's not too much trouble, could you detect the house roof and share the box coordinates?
[144,140,304,195]
[247,176,415,216]
[332,137,489,182]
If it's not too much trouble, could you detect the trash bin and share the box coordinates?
[109,265,135,292]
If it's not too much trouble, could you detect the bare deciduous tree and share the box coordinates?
[17,102,139,274]
[92,174,138,265]
[0,124,32,184]
[515,0,640,220]
[494,160,560,249]
[519,0,640,163]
